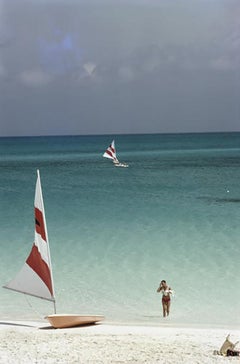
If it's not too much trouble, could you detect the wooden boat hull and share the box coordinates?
[46,314,104,329]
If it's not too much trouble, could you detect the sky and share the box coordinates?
[0,0,239,136]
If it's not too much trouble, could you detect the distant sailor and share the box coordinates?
[157,280,173,317]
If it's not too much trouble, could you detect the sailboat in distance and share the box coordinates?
[103,140,128,167]
[3,170,104,328]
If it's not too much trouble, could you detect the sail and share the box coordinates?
[3,170,55,303]
[103,140,119,163]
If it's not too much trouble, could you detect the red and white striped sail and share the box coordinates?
[103,140,119,163]
[3,170,55,303]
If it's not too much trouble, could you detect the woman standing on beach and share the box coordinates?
[157,280,173,317]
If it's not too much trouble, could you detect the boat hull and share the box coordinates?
[46,314,104,328]
[114,163,128,168]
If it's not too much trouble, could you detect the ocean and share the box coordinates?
[1,132,240,328]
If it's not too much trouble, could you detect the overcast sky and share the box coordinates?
[0,0,239,136]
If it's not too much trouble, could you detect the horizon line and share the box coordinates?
[1,130,240,139]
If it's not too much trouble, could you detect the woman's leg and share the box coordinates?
[162,301,167,317]
[166,300,171,316]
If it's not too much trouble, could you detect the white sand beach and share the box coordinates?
[1,320,240,363]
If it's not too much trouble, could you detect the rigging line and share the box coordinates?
[24,294,45,320]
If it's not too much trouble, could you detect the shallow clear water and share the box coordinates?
[1,133,240,327]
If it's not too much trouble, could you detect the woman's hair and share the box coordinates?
[161,280,166,284]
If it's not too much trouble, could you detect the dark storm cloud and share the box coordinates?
[0,0,239,136]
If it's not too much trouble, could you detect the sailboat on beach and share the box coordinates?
[3,170,104,328]
[103,140,128,168]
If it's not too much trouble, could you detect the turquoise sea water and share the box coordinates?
[1,133,240,327]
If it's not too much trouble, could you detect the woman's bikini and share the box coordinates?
[162,287,171,303]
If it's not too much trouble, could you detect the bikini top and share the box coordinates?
[162,287,172,296]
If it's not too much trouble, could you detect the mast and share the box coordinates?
[37,170,56,314]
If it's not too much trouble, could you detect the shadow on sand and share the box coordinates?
[0,320,101,330]
[39,322,100,330]
[0,321,38,328]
